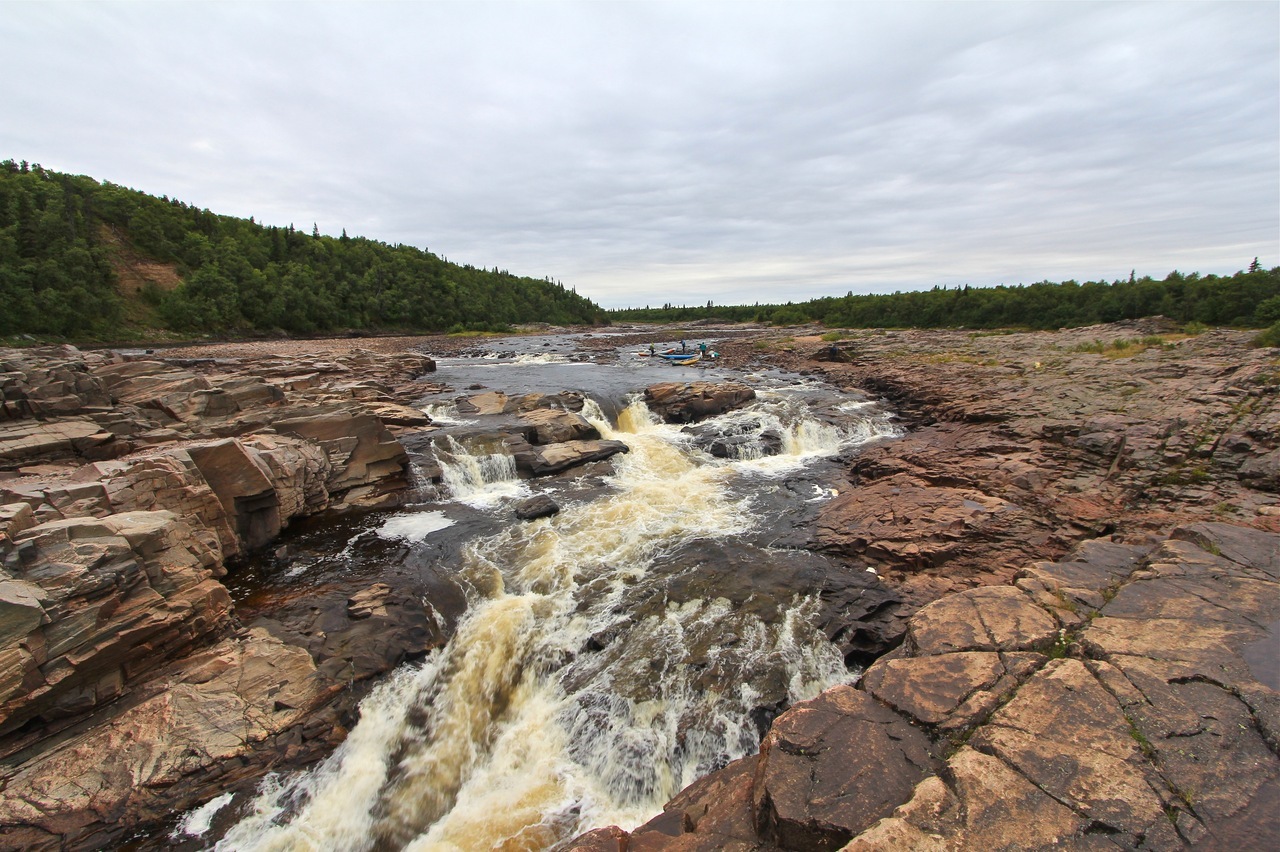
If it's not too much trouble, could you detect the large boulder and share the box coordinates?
[519,408,600,444]
[643,381,755,424]
[511,438,629,476]
[751,685,938,850]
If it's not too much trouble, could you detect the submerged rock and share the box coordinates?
[515,494,561,520]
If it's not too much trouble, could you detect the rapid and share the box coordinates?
[206,360,898,851]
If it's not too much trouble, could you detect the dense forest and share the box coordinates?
[611,267,1280,338]
[5,160,1277,344]
[0,160,606,339]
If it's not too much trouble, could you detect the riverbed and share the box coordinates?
[181,333,899,850]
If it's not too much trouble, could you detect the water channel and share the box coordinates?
[188,334,900,850]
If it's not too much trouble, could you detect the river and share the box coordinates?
[180,337,899,850]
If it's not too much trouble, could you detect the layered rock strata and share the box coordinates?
[0,344,443,849]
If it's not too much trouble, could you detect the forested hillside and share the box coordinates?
[0,160,606,339]
[612,267,1280,334]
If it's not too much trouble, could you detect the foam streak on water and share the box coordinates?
[219,397,882,851]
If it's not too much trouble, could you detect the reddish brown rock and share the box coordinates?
[860,650,1044,730]
[0,629,324,849]
[644,381,755,424]
[817,475,1024,572]
[0,511,232,738]
[903,585,1059,657]
[752,685,937,850]
[520,407,601,444]
[272,407,409,498]
[512,438,630,476]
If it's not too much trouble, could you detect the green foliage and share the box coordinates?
[0,160,606,339]
[1253,320,1280,348]
[611,268,1280,332]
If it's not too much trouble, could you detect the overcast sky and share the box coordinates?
[4,1,1277,309]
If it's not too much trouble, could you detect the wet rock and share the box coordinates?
[572,524,1280,852]
[520,407,600,444]
[635,539,904,664]
[560,825,630,851]
[682,417,784,459]
[512,438,629,476]
[347,583,393,620]
[456,390,587,416]
[515,494,560,520]
[624,756,762,850]
[752,685,938,850]
[644,381,756,424]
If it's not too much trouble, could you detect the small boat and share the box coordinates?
[666,353,701,365]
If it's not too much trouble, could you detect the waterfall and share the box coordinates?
[215,396,887,851]
[434,435,526,508]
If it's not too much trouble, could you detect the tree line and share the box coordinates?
[0,160,606,339]
[610,267,1280,336]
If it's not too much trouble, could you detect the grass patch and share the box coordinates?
[446,329,510,338]
[1253,320,1280,348]
[967,329,1026,338]
[1046,628,1072,660]
[1071,335,1176,358]
[1127,718,1158,761]
[1158,465,1211,486]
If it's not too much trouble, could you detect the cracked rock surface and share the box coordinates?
[569,523,1279,851]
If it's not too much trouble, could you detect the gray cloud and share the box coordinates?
[3,1,1276,308]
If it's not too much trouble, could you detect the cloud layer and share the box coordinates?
[4,1,1276,308]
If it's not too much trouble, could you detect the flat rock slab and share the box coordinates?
[752,685,937,851]
[905,585,1058,656]
[860,650,1044,730]
[817,476,1021,569]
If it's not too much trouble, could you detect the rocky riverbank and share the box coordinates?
[568,320,1280,850]
[1,321,1277,849]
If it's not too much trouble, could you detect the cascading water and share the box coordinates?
[433,435,526,507]
[215,394,896,852]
